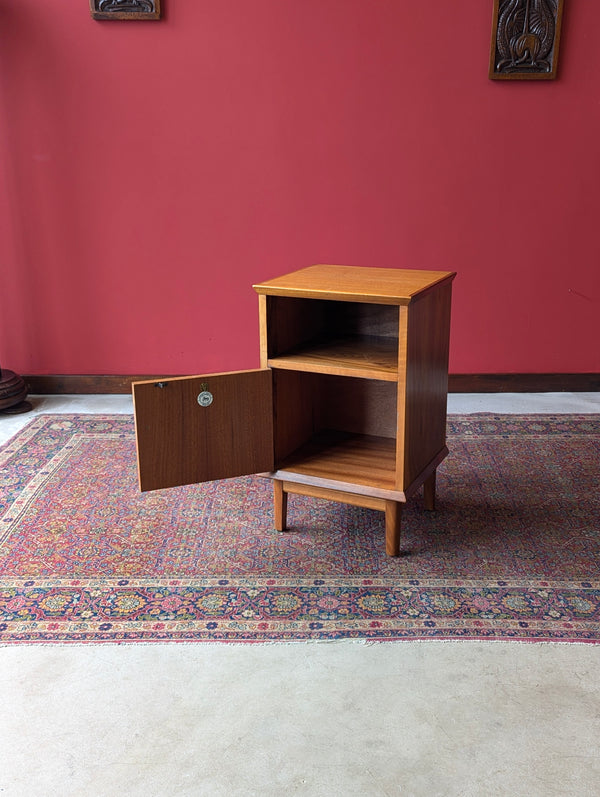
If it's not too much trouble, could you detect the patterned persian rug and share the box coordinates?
[1,414,599,644]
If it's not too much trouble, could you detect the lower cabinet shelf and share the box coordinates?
[275,431,398,493]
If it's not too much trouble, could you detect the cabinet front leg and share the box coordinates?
[273,480,288,531]
[423,470,436,511]
[385,500,402,557]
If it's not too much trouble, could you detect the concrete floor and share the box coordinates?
[1,393,599,797]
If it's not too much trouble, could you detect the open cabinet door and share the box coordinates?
[132,370,274,492]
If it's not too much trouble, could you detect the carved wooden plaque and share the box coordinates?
[489,0,564,80]
[90,0,161,20]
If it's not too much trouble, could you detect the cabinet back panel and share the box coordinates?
[325,302,399,340]
[272,371,397,464]
[266,297,399,357]
[320,376,397,438]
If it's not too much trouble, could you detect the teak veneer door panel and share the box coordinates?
[132,370,273,492]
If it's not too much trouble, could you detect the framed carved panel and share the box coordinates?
[489,0,564,80]
[90,0,161,20]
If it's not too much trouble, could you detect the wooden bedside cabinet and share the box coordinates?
[132,264,456,556]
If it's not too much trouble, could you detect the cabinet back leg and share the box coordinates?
[385,500,402,556]
[423,470,437,511]
[273,479,288,531]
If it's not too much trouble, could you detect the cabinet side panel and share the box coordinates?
[395,305,409,490]
[272,370,321,463]
[266,296,328,357]
[402,283,453,488]
[133,371,273,491]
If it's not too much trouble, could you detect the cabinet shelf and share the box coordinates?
[276,431,397,491]
[267,335,398,381]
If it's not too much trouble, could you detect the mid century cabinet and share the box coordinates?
[132,264,456,556]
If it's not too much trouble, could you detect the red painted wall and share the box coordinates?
[1,0,599,376]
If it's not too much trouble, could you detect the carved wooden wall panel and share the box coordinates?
[90,0,161,20]
[489,0,564,79]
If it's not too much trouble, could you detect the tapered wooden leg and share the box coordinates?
[273,480,288,531]
[423,470,436,511]
[385,500,402,557]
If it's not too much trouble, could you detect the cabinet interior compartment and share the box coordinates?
[265,296,400,380]
[272,371,398,490]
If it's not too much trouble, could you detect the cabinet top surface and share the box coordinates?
[253,264,455,303]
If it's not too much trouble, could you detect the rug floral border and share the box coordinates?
[1,575,599,643]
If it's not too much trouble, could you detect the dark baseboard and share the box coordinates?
[22,373,600,395]
[449,373,600,393]
[24,375,166,395]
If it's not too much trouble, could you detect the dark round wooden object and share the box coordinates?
[0,368,32,414]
